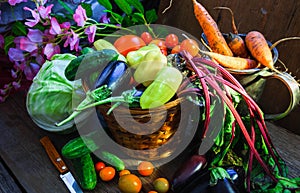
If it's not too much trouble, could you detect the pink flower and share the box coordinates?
[27,29,43,43]
[0,34,4,49]
[49,17,62,35]
[8,0,27,6]
[85,25,96,43]
[19,37,38,52]
[23,7,40,27]
[64,30,80,51]
[38,4,53,19]
[12,81,21,89]
[73,5,87,27]
[60,22,71,31]
[43,43,61,60]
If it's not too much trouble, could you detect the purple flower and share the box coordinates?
[12,81,21,89]
[73,5,87,27]
[27,29,43,43]
[85,25,96,43]
[38,4,53,19]
[49,17,62,35]
[8,48,25,62]
[0,34,4,49]
[24,63,40,80]
[11,69,18,79]
[23,7,40,27]
[60,22,71,31]
[99,14,110,23]
[19,37,37,52]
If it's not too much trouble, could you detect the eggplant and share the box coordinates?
[176,169,210,193]
[171,154,207,191]
[94,60,128,90]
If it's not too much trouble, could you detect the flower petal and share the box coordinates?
[19,37,37,52]
[8,48,25,62]
[27,29,43,43]
[49,17,62,35]
[43,43,61,60]
[85,25,97,43]
[73,5,87,27]
[38,4,53,19]
[23,7,40,27]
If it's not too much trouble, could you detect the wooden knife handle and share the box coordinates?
[40,136,69,174]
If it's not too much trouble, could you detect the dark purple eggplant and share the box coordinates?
[176,169,210,193]
[94,60,127,90]
[209,177,240,193]
[171,154,207,190]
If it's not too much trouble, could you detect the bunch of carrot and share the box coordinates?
[192,0,277,71]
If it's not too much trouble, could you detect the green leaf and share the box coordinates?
[58,0,74,15]
[132,12,145,24]
[11,21,27,36]
[114,0,132,15]
[97,0,112,10]
[4,35,15,54]
[121,15,134,27]
[106,10,123,24]
[145,9,158,24]
[125,0,144,13]
[81,3,93,18]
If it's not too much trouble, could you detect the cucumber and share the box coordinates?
[61,136,99,159]
[71,153,97,190]
[65,49,118,81]
[100,151,125,171]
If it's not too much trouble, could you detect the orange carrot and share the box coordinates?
[226,32,249,58]
[201,50,258,70]
[214,6,238,34]
[192,0,233,56]
[245,31,274,70]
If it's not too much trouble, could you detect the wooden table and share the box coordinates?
[1,91,300,193]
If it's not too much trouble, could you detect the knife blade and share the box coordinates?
[40,136,83,193]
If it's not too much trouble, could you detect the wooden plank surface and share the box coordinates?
[0,91,299,193]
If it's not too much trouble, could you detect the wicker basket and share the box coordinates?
[96,97,186,160]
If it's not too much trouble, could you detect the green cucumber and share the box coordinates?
[61,136,99,159]
[100,151,125,171]
[71,153,97,190]
[64,49,118,81]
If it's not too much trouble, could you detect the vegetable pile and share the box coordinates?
[27,1,300,192]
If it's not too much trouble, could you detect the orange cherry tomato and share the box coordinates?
[180,39,199,57]
[149,39,167,55]
[119,169,131,177]
[165,33,179,48]
[140,32,153,45]
[99,166,116,181]
[148,191,158,193]
[171,44,181,54]
[137,161,154,176]
[95,161,106,173]
[118,174,142,193]
[114,35,146,56]
[153,178,169,193]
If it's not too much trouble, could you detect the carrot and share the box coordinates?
[192,0,233,56]
[214,6,238,34]
[201,50,258,70]
[245,31,275,70]
[226,32,249,58]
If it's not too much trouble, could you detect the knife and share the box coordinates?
[40,136,83,193]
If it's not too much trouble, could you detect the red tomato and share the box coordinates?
[118,174,142,193]
[165,34,179,48]
[149,39,167,55]
[114,35,146,56]
[95,161,106,172]
[180,39,199,57]
[137,161,154,176]
[140,32,153,45]
[99,166,116,181]
[171,44,181,54]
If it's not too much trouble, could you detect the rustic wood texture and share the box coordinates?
[0,91,299,192]
[157,0,300,135]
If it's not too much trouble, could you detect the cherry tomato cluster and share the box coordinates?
[113,32,200,57]
[94,160,170,193]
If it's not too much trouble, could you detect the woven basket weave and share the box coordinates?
[96,97,185,159]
